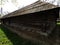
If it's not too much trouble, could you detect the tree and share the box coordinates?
[0,0,18,15]
[0,0,9,16]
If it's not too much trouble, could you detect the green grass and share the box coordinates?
[57,22,60,25]
[0,26,13,45]
[57,21,60,25]
[0,25,38,45]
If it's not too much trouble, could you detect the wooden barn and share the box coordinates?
[0,0,60,45]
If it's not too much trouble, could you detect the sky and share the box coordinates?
[0,0,60,16]
[0,0,38,16]
[41,0,60,6]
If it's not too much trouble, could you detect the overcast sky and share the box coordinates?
[0,0,60,16]
[0,0,38,16]
[41,0,60,5]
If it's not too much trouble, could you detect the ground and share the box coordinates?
[0,25,38,45]
[0,21,60,45]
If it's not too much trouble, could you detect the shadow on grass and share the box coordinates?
[0,25,38,45]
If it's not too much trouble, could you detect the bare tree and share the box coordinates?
[0,0,9,16]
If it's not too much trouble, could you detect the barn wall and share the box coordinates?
[1,8,59,35]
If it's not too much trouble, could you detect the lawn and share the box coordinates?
[0,25,38,45]
[57,21,60,25]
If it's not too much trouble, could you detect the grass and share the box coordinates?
[0,25,13,45]
[0,25,38,45]
[57,21,60,25]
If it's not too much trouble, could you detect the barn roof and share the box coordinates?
[1,1,59,19]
